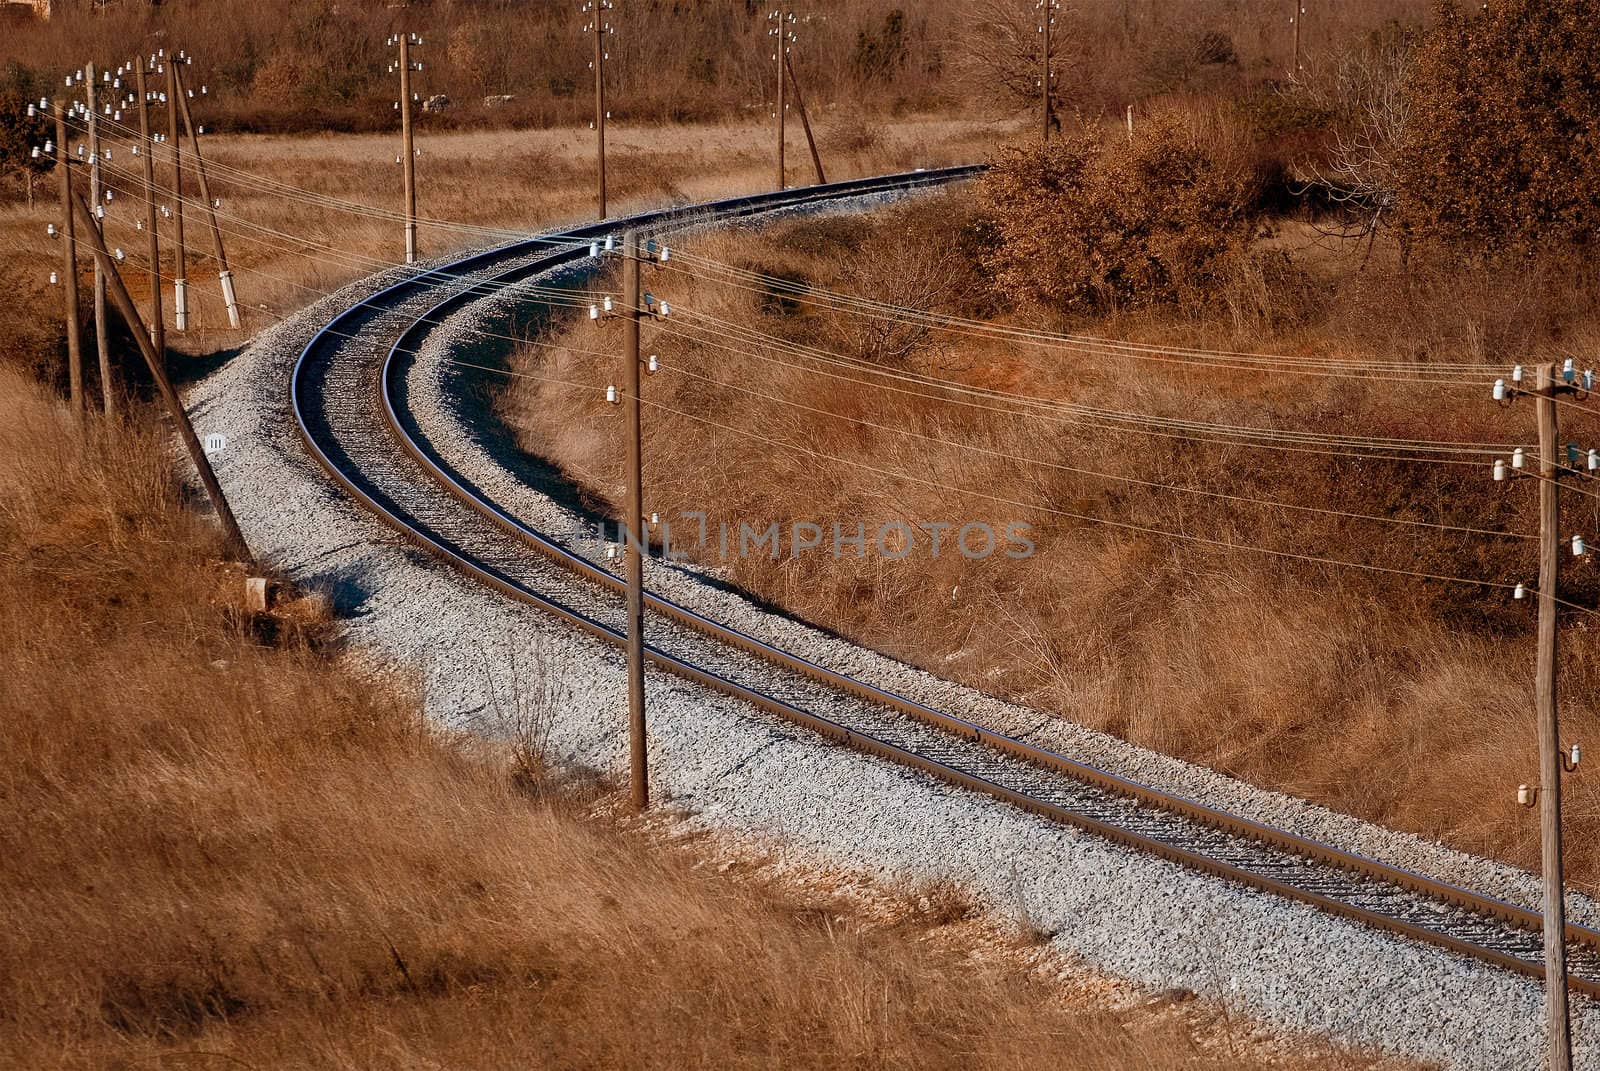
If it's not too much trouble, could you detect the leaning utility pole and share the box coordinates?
[769,8,795,190]
[621,229,648,809]
[584,2,612,220]
[1038,0,1056,145]
[71,190,251,565]
[785,54,826,185]
[174,61,240,328]
[391,32,421,264]
[54,106,84,414]
[1534,361,1573,1071]
[85,62,114,416]
[135,59,163,357]
[167,57,188,331]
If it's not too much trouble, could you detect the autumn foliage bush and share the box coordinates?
[1398,0,1600,254]
[977,110,1266,312]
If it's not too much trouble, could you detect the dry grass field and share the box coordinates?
[505,191,1600,891]
[0,364,1386,1069]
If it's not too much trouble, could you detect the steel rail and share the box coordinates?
[291,168,1600,998]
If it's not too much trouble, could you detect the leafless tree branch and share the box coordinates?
[1289,34,1414,235]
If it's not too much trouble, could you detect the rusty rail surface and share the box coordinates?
[290,167,1600,998]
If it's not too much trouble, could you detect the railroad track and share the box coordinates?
[291,167,1600,997]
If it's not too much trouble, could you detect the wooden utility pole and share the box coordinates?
[395,33,419,264]
[1040,0,1055,145]
[135,60,163,357]
[770,8,794,190]
[71,190,252,565]
[1291,2,1305,77]
[1534,361,1574,1071]
[784,54,825,185]
[85,62,114,416]
[167,57,187,331]
[55,108,84,415]
[174,61,240,329]
[622,229,648,809]
[585,2,611,220]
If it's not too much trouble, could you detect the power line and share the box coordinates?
[649,359,1531,540]
[86,160,612,308]
[664,249,1499,375]
[73,106,567,245]
[53,102,1600,544]
[663,307,1517,462]
[49,107,1588,616]
[627,391,1589,608]
[428,338,1598,615]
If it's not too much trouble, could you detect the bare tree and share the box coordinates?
[824,238,975,366]
[958,0,1069,122]
[1291,31,1415,243]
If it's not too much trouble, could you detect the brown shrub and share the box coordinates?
[1398,0,1600,254]
[821,112,888,158]
[1218,247,1321,342]
[977,108,1265,313]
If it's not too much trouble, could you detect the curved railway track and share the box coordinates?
[291,167,1600,998]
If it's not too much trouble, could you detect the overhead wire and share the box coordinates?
[628,390,1600,614]
[70,103,560,246]
[76,101,1600,421]
[663,312,1600,509]
[86,205,625,364]
[78,109,1507,389]
[663,246,1600,422]
[644,359,1532,540]
[663,248,1496,376]
[87,153,606,305]
[663,307,1519,462]
[674,270,1486,384]
[83,161,618,327]
[72,132,1583,489]
[63,160,645,379]
[66,100,1600,430]
[83,127,1518,471]
[435,332,1598,611]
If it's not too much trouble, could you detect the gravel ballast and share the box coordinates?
[186,197,1598,1070]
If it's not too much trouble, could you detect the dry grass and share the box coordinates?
[505,196,1600,891]
[0,362,1385,1069]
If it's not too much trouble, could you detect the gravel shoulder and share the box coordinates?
[185,205,1600,1071]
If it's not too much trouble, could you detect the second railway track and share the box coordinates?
[290,168,1600,1000]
